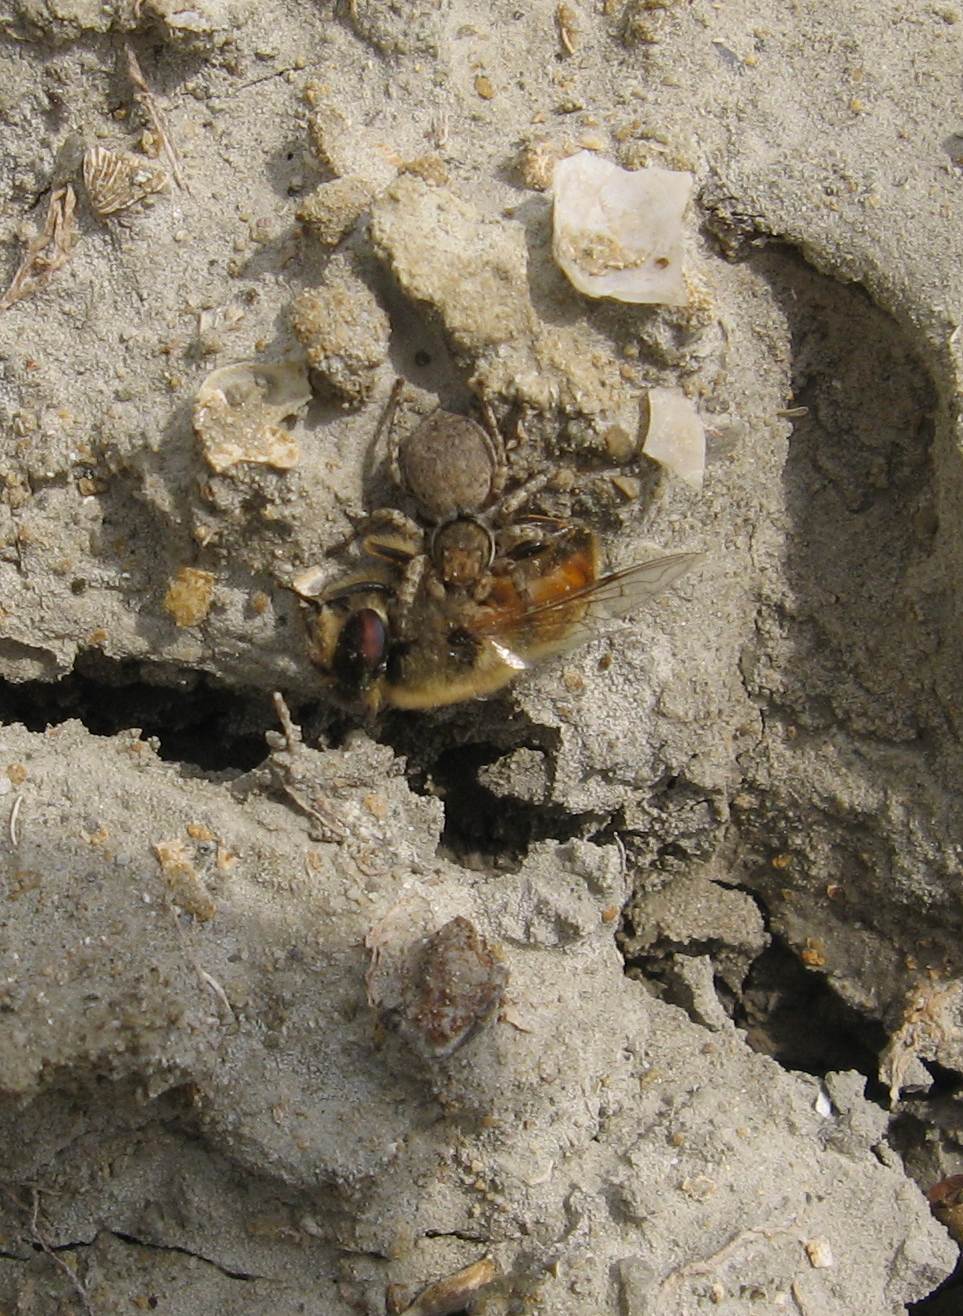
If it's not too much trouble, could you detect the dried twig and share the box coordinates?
[161,899,235,1022]
[398,1256,498,1316]
[125,42,189,193]
[556,3,579,55]
[198,967,234,1018]
[0,1187,95,1316]
[269,692,348,841]
[0,185,77,313]
[660,1219,798,1292]
[29,1189,95,1316]
[9,793,23,847]
[272,690,302,752]
[429,111,449,150]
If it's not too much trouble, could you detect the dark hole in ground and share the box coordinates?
[899,1083,963,1311]
[0,652,279,772]
[735,938,889,1088]
[392,737,605,867]
[910,1258,963,1315]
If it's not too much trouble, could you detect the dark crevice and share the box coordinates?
[735,937,889,1090]
[421,741,603,868]
[621,876,892,1092]
[895,1101,963,1312]
[0,651,285,773]
[370,705,588,868]
[423,1228,492,1244]
[0,642,599,868]
[904,1060,963,1102]
[107,1230,263,1282]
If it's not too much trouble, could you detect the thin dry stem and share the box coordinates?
[9,793,23,847]
[125,42,189,193]
[0,1187,95,1316]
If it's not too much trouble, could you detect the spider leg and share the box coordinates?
[391,553,431,639]
[493,518,555,557]
[356,519,430,639]
[475,389,509,501]
[372,378,406,491]
[362,506,424,544]
[489,469,555,523]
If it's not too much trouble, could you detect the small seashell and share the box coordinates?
[552,151,692,304]
[641,386,706,488]
[83,145,168,220]
[193,361,311,474]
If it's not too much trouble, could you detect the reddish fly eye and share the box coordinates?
[334,608,387,691]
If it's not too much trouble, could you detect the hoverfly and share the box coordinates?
[300,520,702,717]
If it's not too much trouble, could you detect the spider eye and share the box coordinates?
[334,608,388,691]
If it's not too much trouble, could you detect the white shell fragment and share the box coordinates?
[641,386,706,489]
[552,151,692,304]
[289,564,331,599]
[805,1238,834,1269]
[193,361,312,474]
[82,146,168,220]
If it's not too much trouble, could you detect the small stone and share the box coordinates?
[290,266,390,406]
[804,1238,834,1269]
[163,567,216,627]
[307,105,352,176]
[517,137,570,191]
[296,176,374,247]
[398,154,449,186]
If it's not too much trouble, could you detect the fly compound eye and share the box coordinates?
[334,608,388,692]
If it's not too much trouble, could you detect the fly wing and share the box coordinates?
[576,551,706,621]
[472,550,705,669]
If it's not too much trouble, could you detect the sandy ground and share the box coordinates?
[1,1,963,1313]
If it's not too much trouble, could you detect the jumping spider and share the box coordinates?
[361,379,557,628]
